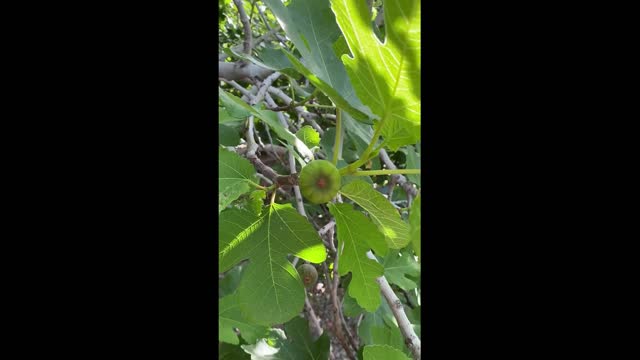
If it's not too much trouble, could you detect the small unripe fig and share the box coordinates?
[297,264,318,288]
[299,160,341,204]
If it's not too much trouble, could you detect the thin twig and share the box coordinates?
[251,72,282,106]
[387,175,397,203]
[379,148,419,198]
[318,220,336,237]
[356,313,364,332]
[267,86,325,136]
[305,294,324,340]
[228,25,282,55]
[245,116,258,156]
[264,92,308,215]
[366,250,421,360]
[255,172,273,185]
[244,116,280,182]
[222,79,255,100]
[232,0,252,55]
[249,154,279,181]
[328,237,357,360]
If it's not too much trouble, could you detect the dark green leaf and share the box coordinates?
[220,124,241,146]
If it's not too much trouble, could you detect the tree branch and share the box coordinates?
[267,86,325,136]
[221,79,255,100]
[263,92,308,215]
[366,250,421,360]
[329,233,357,360]
[305,294,324,341]
[219,61,273,82]
[232,0,252,55]
[250,72,282,106]
[379,148,419,198]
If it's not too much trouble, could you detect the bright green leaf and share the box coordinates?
[333,35,350,58]
[340,180,410,249]
[363,345,411,360]
[359,297,399,346]
[381,249,420,291]
[219,204,327,326]
[342,290,365,317]
[219,90,252,121]
[295,125,320,148]
[219,293,269,345]
[219,149,257,213]
[219,106,247,124]
[328,203,384,312]
[369,326,407,355]
[247,190,265,216]
[331,0,421,151]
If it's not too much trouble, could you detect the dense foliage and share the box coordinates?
[218,0,421,359]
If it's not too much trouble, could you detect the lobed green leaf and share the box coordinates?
[330,0,421,151]
[328,203,384,312]
[219,149,257,213]
[340,180,410,249]
[219,204,326,326]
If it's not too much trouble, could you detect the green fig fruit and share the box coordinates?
[299,160,341,204]
[297,263,318,288]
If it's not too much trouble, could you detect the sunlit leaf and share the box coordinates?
[219,149,257,213]
[219,204,327,325]
[331,0,421,150]
[295,125,321,148]
[363,345,411,360]
[340,180,410,249]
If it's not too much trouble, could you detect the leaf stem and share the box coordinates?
[247,179,269,190]
[351,169,420,176]
[332,109,342,165]
[304,103,335,109]
[340,118,386,175]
